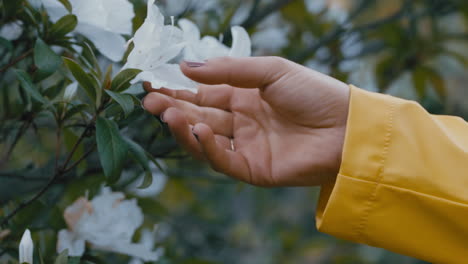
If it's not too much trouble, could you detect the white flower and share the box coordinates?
[63,82,78,102]
[124,0,194,91]
[19,229,34,264]
[127,162,167,198]
[125,0,252,93]
[39,0,134,61]
[128,227,164,264]
[0,21,23,41]
[57,187,162,261]
[179,18,251,61]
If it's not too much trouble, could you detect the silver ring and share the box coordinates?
[230,138,235,151]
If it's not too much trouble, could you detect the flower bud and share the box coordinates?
[19,229,34,264]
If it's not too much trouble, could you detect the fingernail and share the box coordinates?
[185,61,205,68]
[192,127,199,142]
[160,112,166,123]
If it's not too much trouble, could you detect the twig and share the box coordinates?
[0,113,99,227]
[0,118,33,169]
[0,49,33,73]
[62,145,96,174]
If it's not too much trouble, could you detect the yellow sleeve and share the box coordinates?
[316,85,468,263]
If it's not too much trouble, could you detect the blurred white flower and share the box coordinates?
[179,18,251,61]
[0,21,23,41]
[63,82,78,102]
[39,0,134,61]
[128,227,164,264]
[57,187,162,262]
[19,229,34,264]
[128,163,167,198]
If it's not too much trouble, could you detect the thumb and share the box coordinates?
[180,56,293,89]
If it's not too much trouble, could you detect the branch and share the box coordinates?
[0,117,33,169]
[0,49,33,73]
[0,113,99,228]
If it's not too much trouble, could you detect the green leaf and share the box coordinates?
[68,257,81,264]
[111,69,142,92]
[124,138,152,189]
[34,38,62,77]
[425,67,447,99]
[63,104,88,121]
[49,15,77,37]
[64,57,99,103]
[14,69,47,103]
[55,249,68,264]
[81,42,101,77]
[105,90,134,117]
[96,117,128,183]
[411,67,427,99]
[58,0,72,12]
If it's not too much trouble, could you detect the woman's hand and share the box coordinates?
[142,56,350,186]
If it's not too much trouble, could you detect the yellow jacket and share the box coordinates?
[317,85,468,263]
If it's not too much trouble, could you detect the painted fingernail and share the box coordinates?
[185,61,205,68]
[192,127,199,142]
[160,112,166,123]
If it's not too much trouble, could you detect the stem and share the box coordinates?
[62,145,96,174]
[0,112,100,227]
[0,118,32,169]
[0,49,33,73]
[54,128,62,173]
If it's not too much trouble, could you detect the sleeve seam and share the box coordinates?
[354,98,398,242]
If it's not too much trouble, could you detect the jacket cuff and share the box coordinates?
[315,85,398,243]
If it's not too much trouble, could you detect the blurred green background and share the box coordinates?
[1,0,468,263]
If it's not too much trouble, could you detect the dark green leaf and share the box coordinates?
[34,38,62,77]
[81,42,101,77]
[0,37,13,52]
[111,68,142,92]
[425,67,447,99]
[124,138,152,189]
[14,69,47,103]
[105,90,134,117]
[96,117,128,183]
[58,0,72,12]
[411,67,427,99]
[63,58,99,103]
[55,249,68,264]
[63,104,88,121]
[68,257,80,264]
[49,15,77,37]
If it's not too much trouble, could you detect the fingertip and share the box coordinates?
[143,82,153,93]
[142,92,171,115]
[192,123,213,141]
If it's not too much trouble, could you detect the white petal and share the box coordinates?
[69,0,106,28]
[132,64,198,93]
[229,26,251,57]
[40,0,68,22]
[100,243,164,262]
[63,82,78,102]
[19,229,34,264]
[76,23,127,62]
[0,21,23,41]
[56,230,85,257]
[101,0,135,34]
[178,19,200,43]
[197,36,229,59]
[129,163,167,198]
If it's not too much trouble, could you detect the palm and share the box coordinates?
[143,57,349,186]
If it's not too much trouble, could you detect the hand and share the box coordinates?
[142,56,350,186]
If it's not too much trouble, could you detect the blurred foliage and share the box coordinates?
[1,0,467,263]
